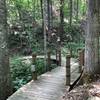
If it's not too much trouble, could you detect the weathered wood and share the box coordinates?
[32,54,37,80]
[56,50,58,61]
[32,71,37,80]
[32,53,37,64]
[78,50,84,73]
[7,57,80,100]
[56,50,59,65]
[8,67,66,100]
[47,50,51,70]
[66,55,71,86]
[58,49,61,66]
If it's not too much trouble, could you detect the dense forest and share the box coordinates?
[0,0,100,100]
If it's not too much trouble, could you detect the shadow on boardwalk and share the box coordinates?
[8,57,79,100]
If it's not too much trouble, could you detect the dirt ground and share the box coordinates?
[62,81,100,100]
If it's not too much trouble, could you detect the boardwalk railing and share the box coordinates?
[66,55,71,85]
[31,52,60,81]
[66,49,84,86]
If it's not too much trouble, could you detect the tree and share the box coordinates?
[0,0,12,100]
[69,0,73,26]
[47,0,50,30]
[85,0,100,75]
[76,0,79,20]
[60,0,64,34]
[43,0,48,71]
[57,0,64,66]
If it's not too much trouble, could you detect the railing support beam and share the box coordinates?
[47,50,51,71]
[32,53,37,80]
[66,54,71,86]
[78,50,84,73]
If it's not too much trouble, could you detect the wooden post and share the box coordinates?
[81,49,84,66]
[78,50,84,73]
[47,50,51,71]
[31,53,37,80]
[78,50,84,85]
[66,55,71,86]
[32,53,37,63]
[56,50,59,65]
[58,49,61,66]
[56,50,58,61]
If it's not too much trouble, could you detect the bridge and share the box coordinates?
[7,56,80,100]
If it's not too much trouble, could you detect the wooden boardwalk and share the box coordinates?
[8,58,79,100]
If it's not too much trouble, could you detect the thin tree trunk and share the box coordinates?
[40,0,44,32]
[47,0,50,30]
[76,0,79,21]
[43,0,48,71]
[69,0,73,26]
[0,0,12,100]
[50,0,53,28]
[60,0,64,34]
[34,0,36,20]
[47,0,52,41]
[58,0,64,66]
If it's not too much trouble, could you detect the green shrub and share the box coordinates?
[10,58,32,91]
[10,57,46,91]
[35,59,45,75]
[10,57,58,91]
[63,42,84,58]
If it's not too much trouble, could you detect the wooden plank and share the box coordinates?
[8,58,79,100]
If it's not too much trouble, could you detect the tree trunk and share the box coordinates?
[47,0,52,41]
[40,0,44,33]
[85,0,100,75]
[0,0,12,100]
[50,0,53,29]
[60,0,64,34]
[43,0,48,71]
[47,0,50,30]
[69,0,73,26]
[76,0,79,21]
[58,0,64,66]
[50,0,53,28]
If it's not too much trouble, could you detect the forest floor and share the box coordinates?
[62,79,100,100]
